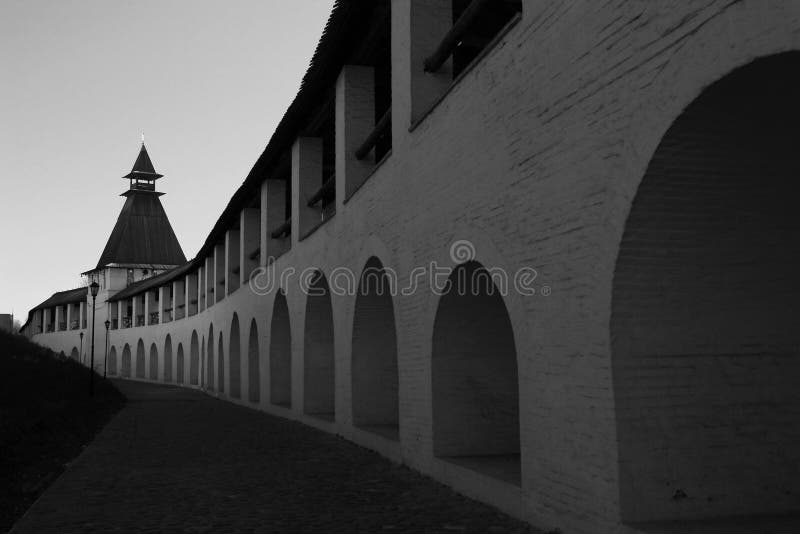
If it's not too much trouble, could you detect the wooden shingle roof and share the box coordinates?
[30,287,87,311]
[94,191,186,270]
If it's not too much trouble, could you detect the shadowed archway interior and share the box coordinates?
[108,347,117,376]
[176,342,185,384]
[217,333,225,394]
[248,319,260,403]
[270,291,292,407]
[149,343,158,381]
[432,260,520,486]
[135,340,145,379]
[303,273,335,420]
[229,314,241,398]
[201,336,206,388]
[207,325,215,391]
[189,331,199,385]
[121,344,131,378]
[163,335,173,383]
[611,52,800,523]
[351,257,399,441]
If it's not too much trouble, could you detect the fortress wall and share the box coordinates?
[32,2,800,532]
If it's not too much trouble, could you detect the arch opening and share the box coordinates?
[164,335,173,383]
[176,343,185,384]
[432,261,520,485]
[108,347,117,376]
[149,343,159,381]
[121,344,131,377]
[270,291,292,407]
[207,325,215,391]
[217,333,225,394]
[230,314,241,398]
[189,331,199,385]
[611,53,800,523]
[351,257,399,440]
[303,273,335,420]
[135,340,145,379]
[248,319,260,403]
[70,347,79,361]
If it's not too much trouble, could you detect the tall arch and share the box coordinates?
[201,336,206,387]
[164,335,173,383]
[149,343,159,380]
[189,331,199,385]
[121,344,131,377]
[248,319,260,403]
[432,261,519,485]
[229,314,241,398]
[176,343,185,384]
[135,339,145,379]
[270,291,291,407]
[351,257,399,440]
[108,346,118,376]
[611,53,800,522]
[303,271,335,420]
[207,325,215,391]
[217,333,225,393]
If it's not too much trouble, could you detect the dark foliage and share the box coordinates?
[0,331,125,531]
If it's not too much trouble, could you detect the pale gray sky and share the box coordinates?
[0,0,335,320]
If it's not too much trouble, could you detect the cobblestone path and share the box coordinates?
[11,380,538,533]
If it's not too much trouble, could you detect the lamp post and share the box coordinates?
[89,281,99,397]
[104,320,110,379]
[79,332,84,363]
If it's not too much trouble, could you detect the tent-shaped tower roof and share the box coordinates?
[94,143,186,270]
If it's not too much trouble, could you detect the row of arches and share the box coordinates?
[108,337,192,386]
[105,257,521,484]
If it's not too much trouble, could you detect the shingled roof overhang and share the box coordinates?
[108,262,194,303]
[193,0,375,264]
[20,287,88,333]
[31,287,88,310]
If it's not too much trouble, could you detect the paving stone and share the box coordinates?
[11,380,539,534]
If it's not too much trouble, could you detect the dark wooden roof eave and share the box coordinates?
[193,0,380,263]
[107,262,195,303]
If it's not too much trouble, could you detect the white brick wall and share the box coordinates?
[30,2,800,532]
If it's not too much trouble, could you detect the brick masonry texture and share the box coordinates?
[611,53,800,522]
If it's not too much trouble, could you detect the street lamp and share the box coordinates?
[89,281,99,397]
[79,332,84,363]
[104,320,110,379]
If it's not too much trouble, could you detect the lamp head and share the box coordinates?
[89,281,100,297]
[105,320,110,330]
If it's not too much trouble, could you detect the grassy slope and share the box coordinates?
[0,331,125,532]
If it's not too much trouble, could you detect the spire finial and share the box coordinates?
[141,131,145,145]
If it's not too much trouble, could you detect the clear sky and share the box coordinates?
[0,0,335,321]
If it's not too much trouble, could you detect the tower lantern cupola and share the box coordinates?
[123,142,163,192]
